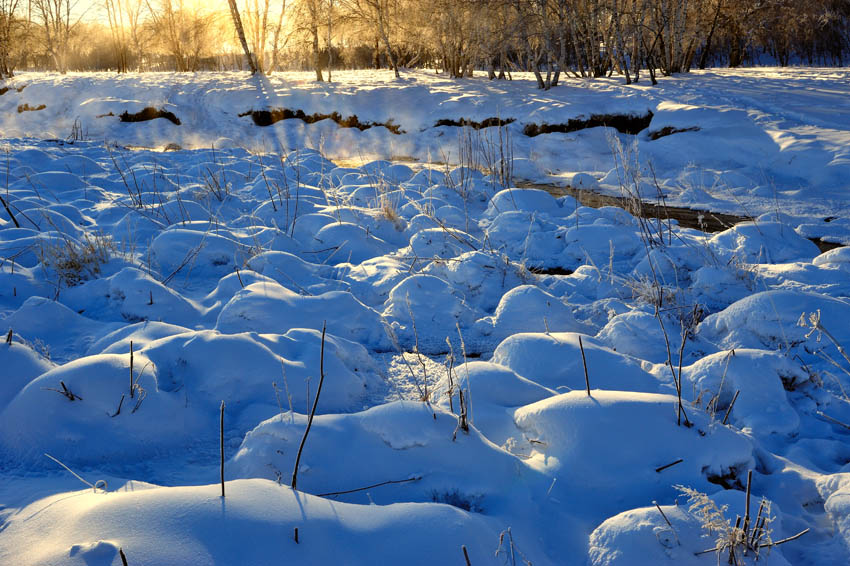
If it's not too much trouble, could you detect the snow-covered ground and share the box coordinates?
[0,69,849,566]
[2,67,849,245]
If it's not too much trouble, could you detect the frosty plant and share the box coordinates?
[106,145,144,209]
[38,231,116,287]
[200,164,232,202]
[445,336,470,438]
[800,309,850,372]
[44,453,108,493]
[608,133,669,249]
[495,527,532,566]
[680,470,808,565]
[405,292,430,402]
[800,309,850,411]
[678,483,764,565]
[443,120,514,224]
[379,193,402,228]
[477,121,514,192]
[453,322,472,439]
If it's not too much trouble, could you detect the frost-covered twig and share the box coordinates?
[495,527,532,566]
[722,390,740,426]
[759,528,809,548]
[317,475,421,498]
[220,400,226,498]
[456,322,473,425]
[579,335,591,396]
[655,458,683,473]
[0,193,19,228]
[44,453,107,492]
[43,380,82,401]
[800,310,850,368]
[816,410,850,431]
[405,292,429,401]
[652,500,680,546]
[291,321,327,491]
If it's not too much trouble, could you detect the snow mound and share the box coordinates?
[813,246,850,270]
[475,285,585,344]
[215,281,391,350]
[150,228,253,281]
[230,401,543,513]
[511,391,753,518]
[309,221,395,265]
[59,267,202,326]
[820,474,850,556]
[0,479,505,566]
[141,328,378,417]
[492,332,664,393]
[597,310,668,363]
[0,341,55,411]
[422,250,527,312]
[588,492,792,566]
[0,327,380,467]
[483,211,567,267]
[709,221,820,264]
[431,361,555,447]
[408,227,477,259]
[383,274,478,353]
[0,353,189,466]
[698,290,850,350]
[483,188,565,219]
[588,504,711,566]
[246,251,344,295]
[3,297,122,362]
[682,349,806,436]
[340,256,408,307]
[85,321,192,355]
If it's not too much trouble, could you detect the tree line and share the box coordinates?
[1,0,849,84]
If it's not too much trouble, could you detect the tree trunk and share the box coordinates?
[569,18,586,78]
[698,0,723,69]
[611,0,631,84]
[270,3,286,72]
[312,16,323,81]
[227,0,259,74]
[377,13,399,78]
[326,0,333,82]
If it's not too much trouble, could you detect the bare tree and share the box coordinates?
[104,0,130,71]
[0,0,21,78]
[119,0,146,69]
[307,0,323,79]
[326,0,334,81]
[146,0,216,71]
[241,0,275,72]
[3,0,850,75]
[227,0,258,72]
[33,0,85,72]
[341,0,400,77]
[269,0,293,71]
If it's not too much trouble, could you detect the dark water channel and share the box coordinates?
[517,181,842,254]
[332,156,843,254]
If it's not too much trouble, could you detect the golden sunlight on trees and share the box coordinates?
[0,0,23,77]
[0,0,847,82]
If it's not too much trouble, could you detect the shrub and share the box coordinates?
[39,232,115,287]
[430,488,483,512]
